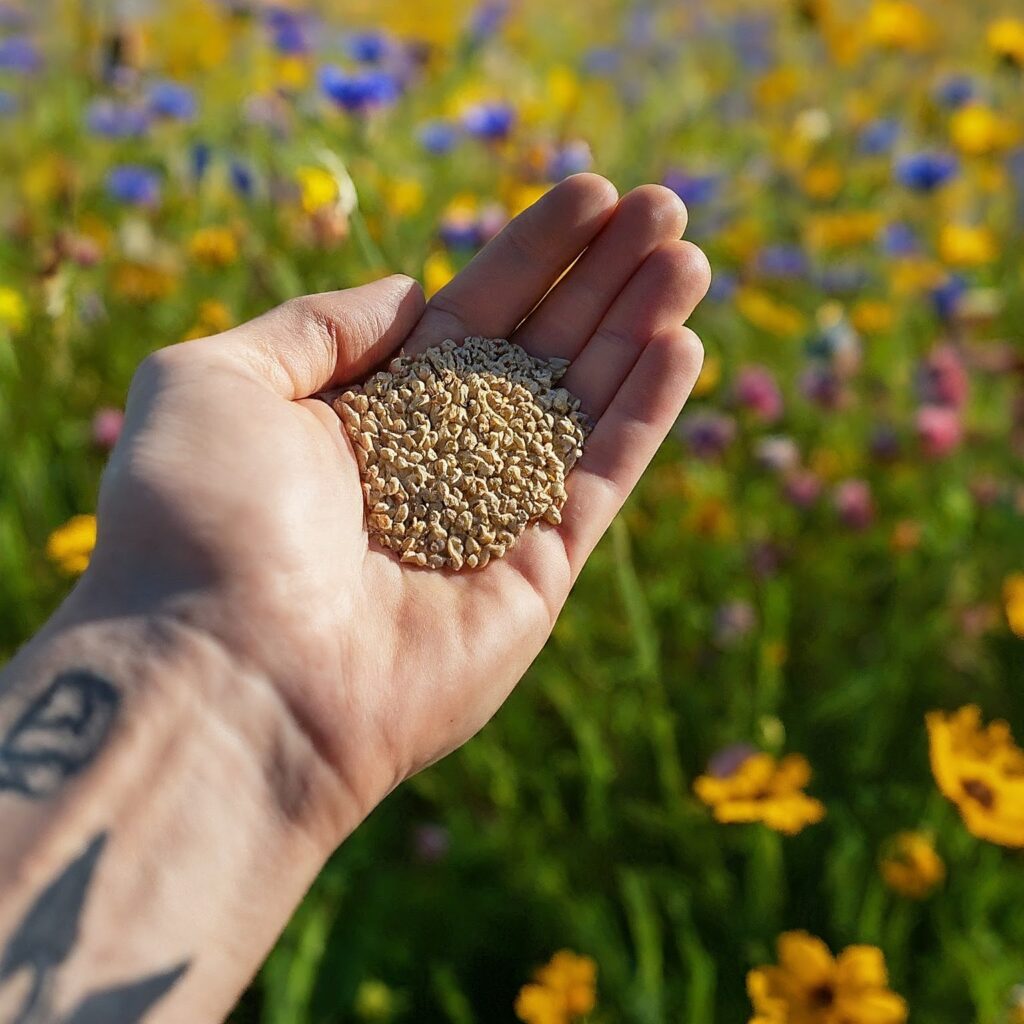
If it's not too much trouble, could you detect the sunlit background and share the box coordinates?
[2,0,1024,1021]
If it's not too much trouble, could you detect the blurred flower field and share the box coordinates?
[2,0,1024,1020]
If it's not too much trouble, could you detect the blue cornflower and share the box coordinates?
[229,160,255,198]
[461,102,514,140]
[662,170,720,206]
[439,217,482,250]
[320,65,400,113]
[707,271,738,302]
[0,35,40,73]
[106,165,161,206]
[417,119,459,155]
[467,1,509,42]
[191,142,212,182]
[728,15,775,71]
[148,80,196,120]
[85,98,150,138]
[930,274,966,322]
[880,221,919,256]
[582,47,620,75]
[757,244,808,279]
[547,140,593,180]
[348,30,390,63]
[858,119,900,155]
[894,151,958,191]
[934,74,975,109]
[0,90,17,115]
[266,7,311,55]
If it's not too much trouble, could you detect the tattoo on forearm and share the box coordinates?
[0,672,119,799]
[0,831,190,1023]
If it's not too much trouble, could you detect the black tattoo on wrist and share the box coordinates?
[0,672,119,799]
[0,831,190,1023]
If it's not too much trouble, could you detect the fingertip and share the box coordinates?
[619,183,689,239]
[556,171,620,216]
[643,239,712,308]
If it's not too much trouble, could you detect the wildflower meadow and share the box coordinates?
[2,0,1024,1021]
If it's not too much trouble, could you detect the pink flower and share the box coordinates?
[784,470,822,508]
[734,365,784,423]
[916,344,968,409]
[833,478,875,530]
[916,405,963,459]
[91,407,124,449]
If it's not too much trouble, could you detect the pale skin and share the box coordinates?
[0,175,710,1021]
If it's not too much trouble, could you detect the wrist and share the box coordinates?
[41,581,370,855]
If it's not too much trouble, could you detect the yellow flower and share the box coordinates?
[383,176,426,218]
[950,104,1009,156]
[851,299,895,334]
[46,514,97,576]
[150,0,232,75]
[927,705,1024,848]
[939,224,998,267]
[806,211,884,249]
[801,162,844,201]
[188,226,239,268]
[1004,574,1024,638]
[736,288,807,339]
[111,262,178,303]
[275,55,310,91]
[183,299,233,341]
[423,250,456,299]
[0,286,28,333]
[987,17,1024,66]
[754,67,800,108]
[694,752,826,835]
[296,166,339,215]
[879,831,945,898]
[546,65,581,116]
[866,0,930,50]
[748,931,908,1024]
[888,257,943,296]
[354,979,396,1020]
[515,951,597,1024]
[507,183,549,218]
[692,354,721,398]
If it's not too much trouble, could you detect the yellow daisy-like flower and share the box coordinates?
[801,162,844,202]
[423,250,456,299]
[0,286,28,333]
[515,951,597,1024]
[805,211,884,250]
[383,176,426,218]
[950,104,1009,157]
[851,299,895,334]
[1004,574,1024,638]
[183,299,234,341]
[866,0,930,50]
[188,226,239,268]
[736,288,807,339]
[927,705,1024,848]
[748,931,907,1024]
[111,262,178,304]
[987,17,1024,66]
[879,831,945,899]
[695,752,826,835]
[691,354,721,398]
[939,224,998,267]
[296,166,340,215]
[46,515,97,576]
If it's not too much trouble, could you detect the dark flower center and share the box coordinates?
[961,777,996,809]
[809,983,835,1008]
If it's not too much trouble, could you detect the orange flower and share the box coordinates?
[927,706,1024,847]
[879,831,945,898]
[695,752,826,835]
[748,932,907,1024]
[515,951,597,1024]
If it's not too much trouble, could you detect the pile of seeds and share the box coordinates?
[334,336,592,570]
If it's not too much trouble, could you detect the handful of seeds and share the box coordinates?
[334,336,592,570]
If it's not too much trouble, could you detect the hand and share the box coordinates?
[77,174,710,839]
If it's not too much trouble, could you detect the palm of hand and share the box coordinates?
[92,176,710,815]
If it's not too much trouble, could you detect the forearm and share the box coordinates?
[0,592,358,1023]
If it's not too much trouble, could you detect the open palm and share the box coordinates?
[88,174,710,825]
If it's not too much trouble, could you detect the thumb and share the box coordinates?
[202,275,426,400]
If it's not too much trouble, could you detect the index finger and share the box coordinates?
[405,173,618,352]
